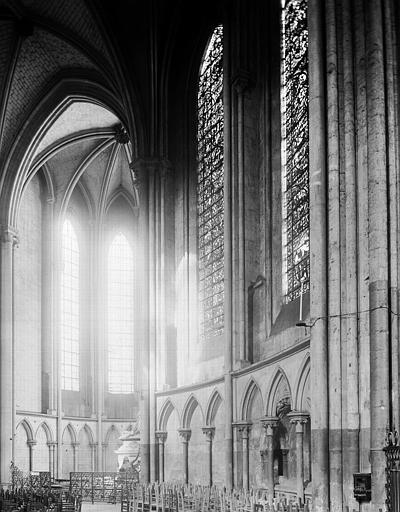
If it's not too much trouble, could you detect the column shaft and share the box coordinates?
[308,0,329,510]
[223,17,233,489]
[159,441,164,482]
[296,431,304,503]
[0,231,16,483]
[42,198,55,413]
[242,434,249,490]
[366,1,390,509]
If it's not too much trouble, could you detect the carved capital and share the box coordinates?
[201,427,215,441]
[287,411,309,433]
[233,421,252,439]
[155,431,168,444]
[178,428,191,443]
[260,416,279,436]
[27,440,37,448]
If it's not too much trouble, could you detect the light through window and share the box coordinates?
[61,219,80,391]
[108,232,134,393]
[281,0,309,302]
[197,25,224,341]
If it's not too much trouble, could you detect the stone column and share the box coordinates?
[288,412,309,504]
[237,423,251,490]
[72,442,79,472]
[308,0,329,511]
[42,196,55,414]
[178,428,191,484]
[90,443,97,472]
[0,227,18,483]
[202,427,215,487]
[155,431,167,482]
[261,417,279,501]
[281,449,289,478]
[365,2,390,509]
[48,442,56,478]
[223,32,234,489]
[102,443,107,472]
[28,440,36,472]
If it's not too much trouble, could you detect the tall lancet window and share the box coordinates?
[61,219,80,391]
[281,0,309,302]
[197,24,224,341]
[108,233,134,393]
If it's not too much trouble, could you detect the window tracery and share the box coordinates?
[197,24,224,340]
[281,0,309,302]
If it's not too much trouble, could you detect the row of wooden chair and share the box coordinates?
[122,484,312,512]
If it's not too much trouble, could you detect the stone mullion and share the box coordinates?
[308,0,329,510]
[365,1,390,509]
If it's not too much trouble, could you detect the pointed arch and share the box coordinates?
[16,418,34,442]
[294,352,311,412]
[265,366,292,417]
[182,394,204,428]
[35,422,54,444]
[62,423,77,444]
[240,378,263,421]
[158,399,179,431]
[205,389,223,426]
[79,424,95,445]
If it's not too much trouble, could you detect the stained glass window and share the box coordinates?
[197,25,224,340]
[61,219,80,391]
[108,232,134,393]
[281,0,309,302]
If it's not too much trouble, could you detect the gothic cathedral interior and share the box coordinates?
[0,1,398,511]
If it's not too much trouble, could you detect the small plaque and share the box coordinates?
[353,473,371,502]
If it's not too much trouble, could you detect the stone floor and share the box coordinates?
[81,503,121,512]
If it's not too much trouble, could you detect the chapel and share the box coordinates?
[0,1,397,512]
